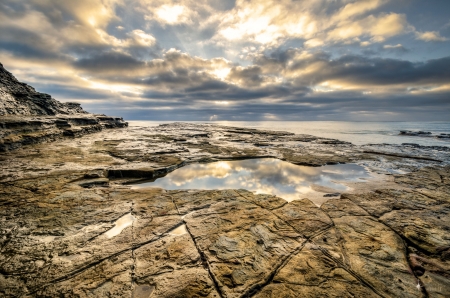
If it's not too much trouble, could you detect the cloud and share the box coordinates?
[62,48,450,122]
[305,38,324,48]
[228,66,263,87]
[127,30,156,46]
[382,43,408,53]
[1,0,449,121]
[383,44,403,49]
[154,5,192,25]
[332,0,388,22]
[74,51,145,72]
[138,0,211,28]
[327,13,409,44]
[213,0,410,48]
[415,31,448,42]
[214,0,321,45]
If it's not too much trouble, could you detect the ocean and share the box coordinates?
[128,121,450,147]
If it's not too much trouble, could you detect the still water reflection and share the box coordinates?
[134,159,373,205]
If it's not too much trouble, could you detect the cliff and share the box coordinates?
[0,62,87,116]
[0,63,128,151]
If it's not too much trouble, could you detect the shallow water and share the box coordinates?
[105,213,135,238]
[133,159,374,205]
[169,224,187,236]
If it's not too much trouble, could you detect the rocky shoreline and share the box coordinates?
[1,122,449,298]
[1,64,450,297]
[0,63,128,152]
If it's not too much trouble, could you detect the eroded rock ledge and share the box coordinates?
[1,122,449,297]
[0,63,128,151]
[0,115,128,152]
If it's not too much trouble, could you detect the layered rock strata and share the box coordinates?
[0,63,127,151]
[0,63,86,116]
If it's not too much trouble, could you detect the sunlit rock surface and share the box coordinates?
[1,120,449,297]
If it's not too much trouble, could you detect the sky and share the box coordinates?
[1,0,449,121]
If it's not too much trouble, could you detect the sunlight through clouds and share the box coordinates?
[153,4,196,25]
[0,0,449,120]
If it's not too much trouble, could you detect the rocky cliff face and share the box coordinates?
[0,63,86,116]
[0,63,128,151]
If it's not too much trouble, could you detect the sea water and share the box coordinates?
[129,121,450,147]
[133,159,374,205]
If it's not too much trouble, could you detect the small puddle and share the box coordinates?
[31,236,56,243]
[168,224,187,236]
[133,284,155,298]
[104,213,135,238]
[133,158,375,205]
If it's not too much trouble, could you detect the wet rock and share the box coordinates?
[323,192,341,197]
[400,131,432,136]
[437,133,450,139]
[400,130,450,140]
[77,177,109,188]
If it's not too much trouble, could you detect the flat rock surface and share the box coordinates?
[1,122,450,297]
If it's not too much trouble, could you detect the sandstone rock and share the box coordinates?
[134,234,220,298]
[181,191,305,297]
[1,120,450,297]
[274,198,333,238]
[255,243,380,298]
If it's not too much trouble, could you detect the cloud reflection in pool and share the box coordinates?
[134,158,372,204]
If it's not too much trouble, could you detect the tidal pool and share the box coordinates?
[134,158,374,205]
[104,213,136,238]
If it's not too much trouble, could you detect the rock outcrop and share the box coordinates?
[1,122,449,297]
[400,130,450,139]
[0,63,128,151]
[0,63,86,116]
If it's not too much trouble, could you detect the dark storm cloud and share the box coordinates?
[185,85,294,101]
[184,80,230,92]
[85,90,450,122]
[254,49,450,86]
[323,55,450,85]
[228,66,263,87]
[74,51,145,71]
[32,84,115,100]
[50,46,450,121]
[0,25,71,62]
